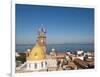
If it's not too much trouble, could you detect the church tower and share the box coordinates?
[37,27,46,53]
[26,26,47,71]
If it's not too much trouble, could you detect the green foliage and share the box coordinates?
[16,57,26,63]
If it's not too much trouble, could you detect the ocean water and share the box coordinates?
[16,44,94,54]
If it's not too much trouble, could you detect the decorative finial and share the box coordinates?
[38,24,46,33]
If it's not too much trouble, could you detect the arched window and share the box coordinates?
[45,61,47,65]
[41,62,43,67]
[34,63,37,69]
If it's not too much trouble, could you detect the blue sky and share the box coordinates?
[16,4,94,44]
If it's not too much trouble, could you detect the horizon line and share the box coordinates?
[16,42,94,45]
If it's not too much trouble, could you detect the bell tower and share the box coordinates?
[26,26,47,71]
[37,27,46,53]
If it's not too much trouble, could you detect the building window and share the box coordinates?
[41,62,43,67]
[45,61,47,65]
[34,63,37,69]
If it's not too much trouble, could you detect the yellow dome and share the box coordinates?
[27,43,46,61]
